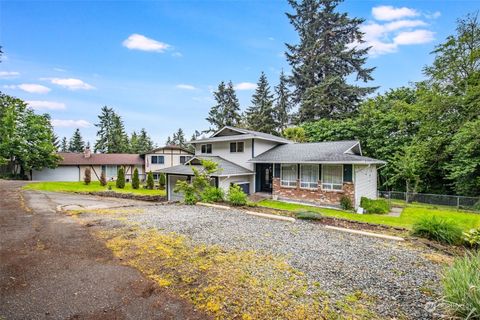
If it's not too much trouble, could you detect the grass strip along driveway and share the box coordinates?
[23,181,166,196]
[258,199,480,231]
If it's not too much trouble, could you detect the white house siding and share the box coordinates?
[354,164,378,207]
[168,175,188,201]
[252,139,279,158]
[145,149,192,172]
[79,165,102,181]
[32,166,79,181]
[218,175,255,194]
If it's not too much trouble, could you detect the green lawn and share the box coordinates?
[258,199,480,231]
[23,181,166,196]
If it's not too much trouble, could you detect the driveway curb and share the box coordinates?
[197,202,295,222]
[324,225,405,241]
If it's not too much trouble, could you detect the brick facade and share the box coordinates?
[272,177,354,206]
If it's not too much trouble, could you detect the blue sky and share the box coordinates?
[0,0,478,146]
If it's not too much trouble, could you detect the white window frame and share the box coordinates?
[300,164,319,189]
[201,144,212,154]
[280,164,297,188]
[229,141,244,153]
[321,164,343,191]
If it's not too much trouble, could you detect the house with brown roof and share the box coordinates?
[31,148,145,182]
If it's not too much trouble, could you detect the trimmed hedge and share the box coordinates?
[360,197,390,214]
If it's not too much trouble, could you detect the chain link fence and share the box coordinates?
[378,191,480,210]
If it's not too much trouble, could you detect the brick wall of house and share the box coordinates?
[272,178,354,206]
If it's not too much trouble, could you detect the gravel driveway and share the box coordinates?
[89,203,443,319]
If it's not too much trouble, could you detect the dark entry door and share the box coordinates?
[257,163,273,192]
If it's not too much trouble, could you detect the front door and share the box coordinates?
[257,163,273,192]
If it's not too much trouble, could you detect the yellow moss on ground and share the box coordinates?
[96,228,379,320]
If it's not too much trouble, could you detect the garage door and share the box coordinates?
[168,175,188,201]
[32,166,79,181]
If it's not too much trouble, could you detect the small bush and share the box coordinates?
[174,180,197,205]
[146,171,154,190]
[227,185,247,206]
[100,171,107,186]
[201,186,224,203]
[411,216,463,245]
[360,197,389,214]
[463,228,480,248]
[116,167,125,189]
[83,167,91,185]
[442,251,480,319]
[296,211,323,220]
[340,195,353,211]
[159,173,166,188]
[132,168,140,189]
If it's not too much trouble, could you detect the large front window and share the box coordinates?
[151,155,164,164]
[322,164,343,190]
[201,144,212,154]
[300,164,319,189]
[281,164,297,187]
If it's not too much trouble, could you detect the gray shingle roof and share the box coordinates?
[156,155,254,176]
[191,126,291,144]
[249,141,385,164]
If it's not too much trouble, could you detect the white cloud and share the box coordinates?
[394,29,435,45]
[234,82,256,90]
[44,78,95,90]
[122,34,171,53]
[53,67,66,72]
[0,71,20,78]
[26,100,66,110]
[4,83,51,94]
[372,6,419,21]
[51,119,91,128]
[425,11,441,19]
[176,84,197,90]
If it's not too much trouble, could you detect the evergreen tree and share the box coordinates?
[60,137,68,152]
[245,72,277,134]
[84,167,91,185]
[172,128,187,147]
[68,128,85,152]
[94,106,129,153]
[206,81,241,130]
[116,167,125,189]
[132,167,140,189]
[146,171,154,190]
[165,136,172,145]
[130,131,139,152]
[137,128,154,152]
[285,0,375,122]
[274,70,293,133]
[99,171,107,186]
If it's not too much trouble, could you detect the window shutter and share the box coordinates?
[274,164,280,178]
[343,164,353,182]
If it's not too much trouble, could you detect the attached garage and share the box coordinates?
[168,175,188,201]
[32,166,79,181]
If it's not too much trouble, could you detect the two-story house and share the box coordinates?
[143,145,194,180]
[158,126,385,208]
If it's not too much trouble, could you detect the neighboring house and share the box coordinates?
[143,145,194,180]
[159,126,385,208]
[31,148,145,182]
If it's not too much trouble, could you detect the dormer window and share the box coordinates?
[230,142,244,153]
[201,144,212,154]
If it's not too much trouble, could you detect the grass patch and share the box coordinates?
[296,211,323,220]
[96,227,379,319]
[411,216,463,245]
[258,199,480,231]
[23,181,166,196]
[443,251,480,319]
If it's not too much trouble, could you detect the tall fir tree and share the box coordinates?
[94,106,129,153]
[165,136,172,146]
[60,137,68,152]
[206,81,241,130]
[285,0,375,122]
[274,70,293,133]
[130,131,139,152]
[137,128,154,152]
[245,72,277,134]
[68,128,85,152]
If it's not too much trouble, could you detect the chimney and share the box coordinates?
[84,147,91,159]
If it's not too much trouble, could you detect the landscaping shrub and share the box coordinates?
[227,185,247,206]
[296,211,323,220]
[174,180,197,204]
[340,195,353,211]
[463,228,480,248]
[99,171,107,186]
[442,251,480,319]
[201,186,224,203]
[159,173,166,189]
[116,167,125,189]
[474,200,480,212]
[83,167,91,185]
[411,216,463,245]
[132,168,140,189]
[360,197,389,214]
[146,171,154,190]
